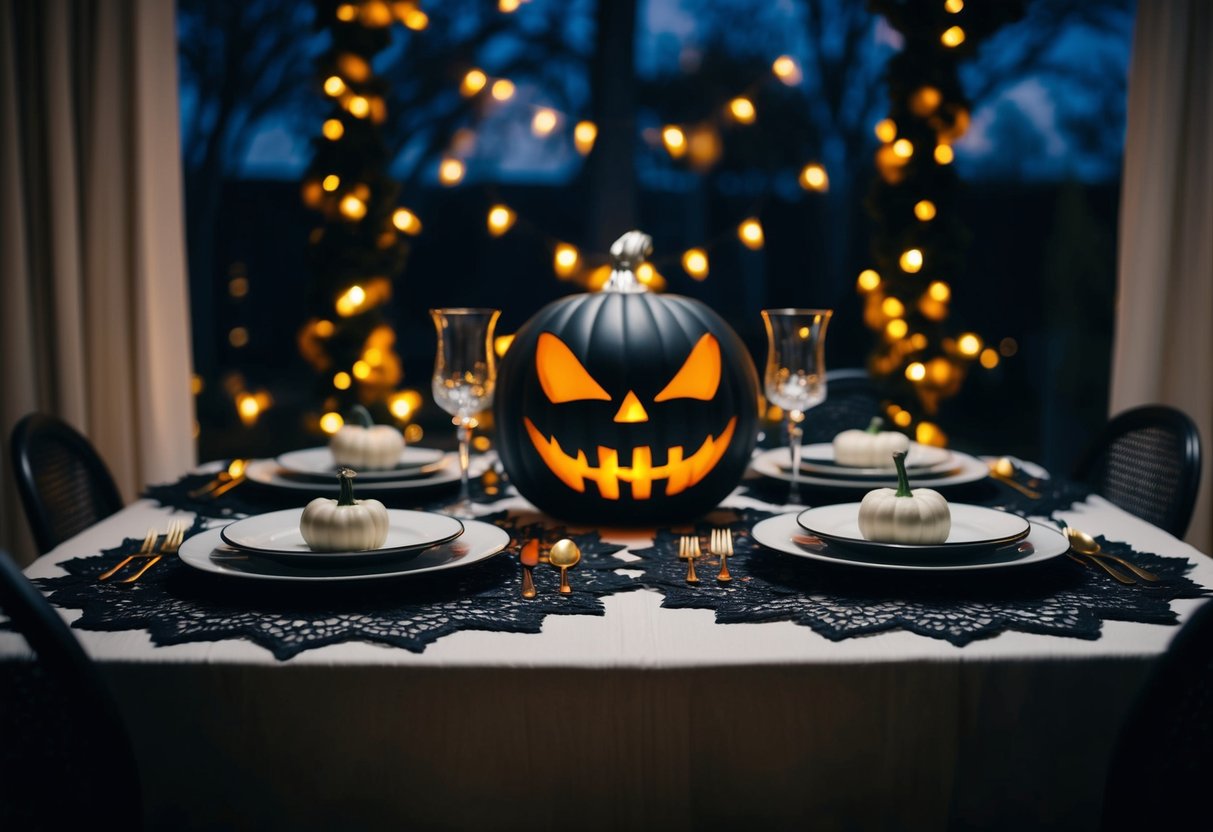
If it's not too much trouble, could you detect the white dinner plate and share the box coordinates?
[244,456,464,494]
[751,512,1068,572]
[179,520,510,582]
[787,443,956,479]
[276,446,446,481]
[750,447,990,490]
[219,508,464,564]
[795,503,1030,557]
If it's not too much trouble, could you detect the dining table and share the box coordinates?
[1,446,1209,832]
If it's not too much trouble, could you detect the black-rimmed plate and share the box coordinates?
[180,520,509,582]
[752,512,1067,572]
[276,446,446,481]
[795,503,1031,559]
[218,508,464,566]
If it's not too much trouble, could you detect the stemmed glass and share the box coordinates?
[430,308,501,518]
[761,308,832,505]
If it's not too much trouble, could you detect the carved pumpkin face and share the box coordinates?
[495,290,758,524]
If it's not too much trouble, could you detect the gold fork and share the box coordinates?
[710,528,734,583]
[99,528,158,581]
[679,534,701,584]
[121,521,186,584]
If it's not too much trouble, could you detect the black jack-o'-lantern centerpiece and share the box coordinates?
[494,231,759,524]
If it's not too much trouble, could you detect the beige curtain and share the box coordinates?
[1111,0,1213,553]
[0,0,195,565]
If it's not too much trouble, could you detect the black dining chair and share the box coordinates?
[10,413,124,554]
[1070,404,1202,538]
[1100,598,1213,832]
[0,548,142,828]
[801,368,885,445]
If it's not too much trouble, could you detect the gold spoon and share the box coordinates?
[549,538,581,595]
[988,457,1042,500]
[1064,527,1159,583]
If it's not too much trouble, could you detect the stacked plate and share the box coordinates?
[178,508,510,582]
[749,442,990,490]
[750,505,1068,572]
[243,446,469,496]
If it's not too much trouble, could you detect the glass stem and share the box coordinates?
[788,413,804,505]
[457,419,472,506]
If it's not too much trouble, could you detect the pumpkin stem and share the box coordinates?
[603,230,653,294]
[348,404,374,428]
[866,417,884,434]
[893,451,913,498]
[337,467,358,506]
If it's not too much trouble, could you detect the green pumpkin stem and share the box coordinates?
[892,451,913,498]
[866,417,884,434]
[337,467,358,506]
[348,404,374,428]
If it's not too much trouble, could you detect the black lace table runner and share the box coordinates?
[630,508,1209,646]
[34,512,637,660]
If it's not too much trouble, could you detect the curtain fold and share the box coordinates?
[0,0,195,565]
[1111,0,1213,552]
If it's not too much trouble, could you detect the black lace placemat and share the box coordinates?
[143,462,513,521]
[34,512,637,660]
[630,507,1210,646]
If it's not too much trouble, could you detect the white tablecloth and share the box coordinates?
[3,482,1210,831]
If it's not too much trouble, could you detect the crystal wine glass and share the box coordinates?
[430,308,501,517]
[761,308,832,505]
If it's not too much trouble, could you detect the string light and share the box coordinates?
[322,175,341,191]
[906,362,926,382]
[857,269,881,292]
[957,333,982,356]
[339,194,367,220]
[352,360,372,380]
[335,4,356,22]
[574,121,597,154]
[461,69,487,97]
[728,97,756,124]
[914,200,937,221]
[899,248,923,273]
[772,55,802,85]
[662,125,687,158]
[910,86,942,117]
[893,138,914,158]
[229,327,249,348]
[945,0,964,12]
[531,108,558,137]
[392,208,422,235]
[487,204,516,236]
[490,79,515,101]
[402,8,428,30]
[927,280,951,302]
[800,163,829,192]
[439,158,465,185]
[320,412,344,434]
[348,96,370,118]
[322,119,345,140]
[875,119,897,142]
[553,243,579,277]
[934,144,954,164]
[941,26,965,47]
[738,218,764,250]
[979,348,999,369]
[315,319,334,338]
[681,248,709,280]
[323,76,346,97]
[335,285,366,317]
[229,276,249,298]
[881,296,906,318]
[886,319,909,339]
[499,0,522,12]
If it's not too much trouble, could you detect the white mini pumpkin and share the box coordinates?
[833,417,911,468]
[330,405,405,471]
[300,468,390,552]
[857,451,951,544]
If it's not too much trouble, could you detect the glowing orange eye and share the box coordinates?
[655,334,721,402]
[536,333,611,403]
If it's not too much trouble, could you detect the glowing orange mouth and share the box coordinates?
[523,417,737,500]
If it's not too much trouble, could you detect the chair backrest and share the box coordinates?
[801,368,885,444]
[1100,598,1213,831]
[0,549,141,827]
[1071,404,1202,538]
[10,413,124,553]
